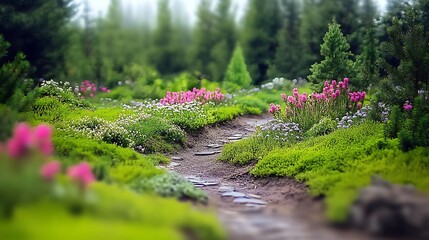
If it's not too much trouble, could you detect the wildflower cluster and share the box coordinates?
[271,78,366,130]
[337,105,371,129]
[39,80,73,98]
[160,88,225,105]
[64,116,135,148]
[77,80,110,99]
[256,120,303,143]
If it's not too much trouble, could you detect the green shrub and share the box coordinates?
[251,122,385,177]
[132,173,208,203]
[223,45,252,93]
[0,104,22,141]
[30,97,71,123]
[306,117,337,137]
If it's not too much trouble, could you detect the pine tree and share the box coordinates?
[270,0,303,79]
[308,21,356,88]
[0,0,74,78]
[192,0,216,79]
[378,8,429,105]
[242,0,281,85]
[0,35,30,104]
[223,45,252,92]
[209,0,236,82]
[356,23,379,90]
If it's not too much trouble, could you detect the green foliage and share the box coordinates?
[0,182,226,240]
[308,21,356,89]
[244,122,429,222]
[269,0,303,79]
[0,105,22,141]
[207,105,244,123]
[305,117,337,137]
[133,173,208,203]
[385,105,403,139]
[252,122,385,177]
[0,35,30,104]
[0,1,73,78]
[355,23,379,90]
[242,0,281,85]
[378,8,429,104]
[30,97,72,123]
[223,45,252,92]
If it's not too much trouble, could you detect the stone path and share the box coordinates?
[165,115,379,240]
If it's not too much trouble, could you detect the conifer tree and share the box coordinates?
[242,0,281,85]
[270,0,303,79]
[223,45,252,92]
[378,8,429,104]
[308,21,356,88]
[356,23,379,90]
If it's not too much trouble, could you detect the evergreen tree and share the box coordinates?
[192,0,216,79]
[223,45,252,92]
[308,21,356,88]
[0,35,29,104]
[355,23,379,90]
[209,0,236,82]
[242,0,281,85]
[378,8,429,104]
[0,0,74,78]
[270,0,303,79]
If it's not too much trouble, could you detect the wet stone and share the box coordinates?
[246,194,262,199]
[207,144,223,149]
[233,198,268,205]
[194,184,205,188]
[232,133,244,138]
[171,156,183,161]
[194,151,216,156]
[245,203,267,208]
[203,181,219,186]
[227,136,242,140]
[222,191,247,198]
[219,186,235,192]
[168,162,181,168]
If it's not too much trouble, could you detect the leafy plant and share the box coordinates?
[223,45,252,93]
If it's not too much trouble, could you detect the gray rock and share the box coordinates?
[194,151,216,156]
[218,186,235,192]
[233,198,267,205]
[246,193,262,199]
[207,144,223,149]
[222,192,247,198]
[202,181,219,186]
[171,156,183,161]
[227,136,242,140]
[167,162,181,168]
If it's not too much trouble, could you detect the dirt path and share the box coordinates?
[167,115,379,240]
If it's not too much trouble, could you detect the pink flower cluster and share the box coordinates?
[268,103,281,114]
[5,123,53,159]
[349,92,366,103]
[403,101,413,111]
[78,80,110,99]
[160,87,225,105]
[40,161,95,188]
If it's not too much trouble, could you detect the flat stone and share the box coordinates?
[232,134,244,138]
[194,184,205,188]
[203,181,219,186]
[245,203,267,208]
[207,144,222,149]
[194,151,216,156]
[222,191,247,198]
[168,162,181,167]
[246,194,262,199]
[219,186,235,192]
[171,156,183,161]
[227,136,242,140]
[233,198,267,205]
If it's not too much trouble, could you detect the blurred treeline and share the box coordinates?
[0,0,428,87]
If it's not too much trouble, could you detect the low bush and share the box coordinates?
[306,117,337,137]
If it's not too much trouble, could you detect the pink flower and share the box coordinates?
[107,90,111,93]
[6,123,32,158]
[41,161,61,181]
[67,162,95,188]
[403,101,413,111]
[90,93,94,98]
[287,96,297,104]
[324,81,329,87]
[293,88,299,97]
[343,78,349,87]
[281,93,287,101]
[101,87,107,92]
[357,103,362,109]
[33,124,54,156]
